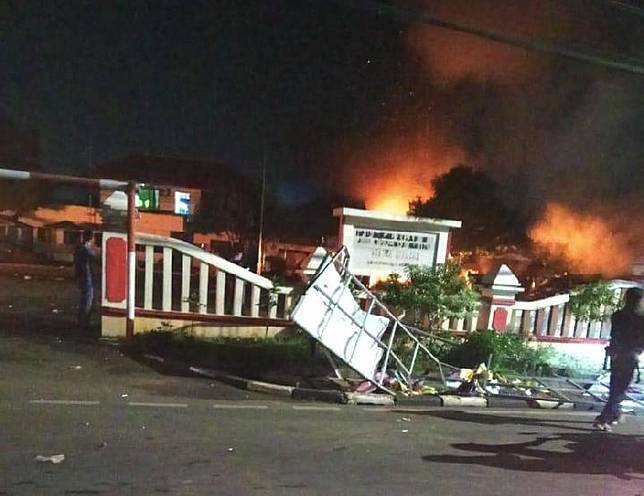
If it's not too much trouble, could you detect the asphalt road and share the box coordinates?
[1,330,643,496]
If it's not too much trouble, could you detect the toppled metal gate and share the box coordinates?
[291,247,447,395]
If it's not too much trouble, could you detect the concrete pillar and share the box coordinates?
[478,264,525,333]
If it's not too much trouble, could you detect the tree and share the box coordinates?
[409,165,524,250]
[568,281,619,322]
[381,260,480,330]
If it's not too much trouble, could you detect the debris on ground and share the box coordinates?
[143,354,165,363]
[120,394,128,398]
[23,275,32,281]
[586,372,644,411]
[35,454,65,464]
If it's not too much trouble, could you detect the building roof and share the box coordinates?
[94,154,255,192]
[333,207,462,229]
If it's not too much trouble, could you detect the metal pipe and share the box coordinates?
[0,167,127,189]
[126,181,136,339]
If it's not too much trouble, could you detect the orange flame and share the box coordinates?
[528,203,633,276]
[343,134,466,215]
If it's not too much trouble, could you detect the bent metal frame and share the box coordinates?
[291,246,449,396]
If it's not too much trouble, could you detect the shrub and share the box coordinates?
[568,281,618,321]
[444,330,554,374]
[381,260,479,330]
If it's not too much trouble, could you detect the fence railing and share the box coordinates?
[102,232,293,321]
[135,233,294,319]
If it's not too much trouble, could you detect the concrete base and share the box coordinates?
[440,395,488,408]
[101,315,289,339]
[345,393,395,406]
[541,342,607,371]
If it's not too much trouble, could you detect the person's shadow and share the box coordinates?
[420,411,644,480]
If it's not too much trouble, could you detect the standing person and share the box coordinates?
[74,230,96,330]
[593,287,644,431]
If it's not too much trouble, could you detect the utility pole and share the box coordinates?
[256,148,267,275]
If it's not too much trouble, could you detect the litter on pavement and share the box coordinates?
[35,454,65,464]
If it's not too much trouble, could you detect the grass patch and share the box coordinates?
[129,330,324,379]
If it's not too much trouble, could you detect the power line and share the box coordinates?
[333,0,644,75]
[595,0,644,18]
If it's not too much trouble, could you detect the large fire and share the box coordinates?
[528,203,633,276]
[343,134,466,215]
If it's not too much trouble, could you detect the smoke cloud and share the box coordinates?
[340,0,643,270]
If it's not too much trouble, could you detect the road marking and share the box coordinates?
[128,402,188,408]
[484,409,597,416]
[212,404,269,410]
[292,405,341,411]
[29,399,100,406]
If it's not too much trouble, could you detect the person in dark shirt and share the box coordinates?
[593,287,644,431]
[74,230,96,329]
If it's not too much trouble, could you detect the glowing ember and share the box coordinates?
[529,203,633,276]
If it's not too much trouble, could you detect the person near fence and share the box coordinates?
[593,287,644,431]
[74,230,96,329]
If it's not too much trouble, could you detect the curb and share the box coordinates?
[247,380,294,398]
[137,354,605,411]
[346,393,395,406]
[440,395,488,408]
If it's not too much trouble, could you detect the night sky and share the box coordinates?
[2,0,643,212]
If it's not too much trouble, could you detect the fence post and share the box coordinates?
[126,181,136,339]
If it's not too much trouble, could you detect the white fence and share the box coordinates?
[102,232,293,321]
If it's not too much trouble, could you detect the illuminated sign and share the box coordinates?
[136,188,160,210]
[174,192,191,215]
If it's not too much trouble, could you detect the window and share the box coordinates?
[63,230,78,245]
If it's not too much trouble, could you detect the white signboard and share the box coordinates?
[349,228,437,276]
[291,260,390,381]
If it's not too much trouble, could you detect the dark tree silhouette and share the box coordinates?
[409,165,525,250]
